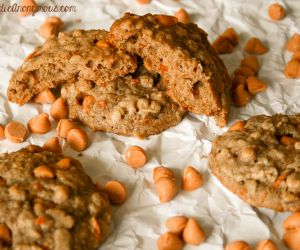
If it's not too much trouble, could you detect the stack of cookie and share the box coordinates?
[7,13,231,138]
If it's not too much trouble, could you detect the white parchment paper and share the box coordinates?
[0,0,300,249]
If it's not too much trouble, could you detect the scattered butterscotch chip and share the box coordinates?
[174,8,190,24]
[153,166,175,183]
[0,125,5,140]
[182,166,203,191]
[157,232,184,250]
[212,37,235,54]
[182,218,205,245]
[284,59,300,78]
[154,15,178,27]
[228,120,246,131]
[255,239,278,250]
[232,84,252,107]
[234,66,255,77]
[283,212,300,250]
[165,216,188,234]
[241,55,260,74]
[4,121,28,143]
[245,37,268,54]
[50,97,69,121]
[104,180,127,205]
[246,76,268,95]
[28,113,51,134]
[43,137,62,153]
[212,28,239,54]
[125,146,147,169]
[33,165,55,179]
[292,51,300,60]
[137,0,151,4]
[268,3,285,21]
[56,119,78,138]
[153,166,178,202]
[0,223,12,244]
[155,177,178,203]
[33,90,56,104]
[19,0,37,17]
[286,33,300,53]
[67,128,88,152]
[231,75,247,90]
[55,158,72,170]
[222,28,240,46]
[39,16,64,39]
[225,240,251,250]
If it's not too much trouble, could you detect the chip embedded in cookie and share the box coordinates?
[109,13,231,127]
[7,29,137,105]
[209,114,300,212]
[61,64,186,138]
[0,145,111,249]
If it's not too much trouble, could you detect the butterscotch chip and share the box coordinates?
[43,137,62,154]
[222,27,239,45]
[155,177,178,203]
[109,13,231,127]
[212,37,235,54]
[33,165,55,179]
[7,30,137,105]
[292,51,300,60]
[165,216,188,234]
[104,180,127,205]
[231,84,252,107]
[50,97,69,121]
[55,158,72,170]
[33,89,56,104]
[231,75,247,90]
[225,240,251,250]
[125,146,147,169]
[28,113,51,134]
[268,3,285,21]
[241,55,260,74]
[209,114,300,212]
[255,239,278,250]
[284,59,300,78]
[182,166,204,191]
[157,232,184,250]
[174,8,190,24]
[245,37,268,54]
[56,119,78,138]
[19,0,37,17]
[137,0,151,3]
[66,128,88,152]
[286,34,300,53]
[0,125,5,140]
[228,120,245,131]
[39,16,64,39]
[4,121,28,143]
[234,66,255,77]
[0,146,111,249]
[182,218,205,245]
[246,76,268,94]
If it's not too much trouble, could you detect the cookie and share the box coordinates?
[61,63,186,138]
[209,114,300,212]
[7,29,137,105]
[0,145,111,249]
[109,13,231,127]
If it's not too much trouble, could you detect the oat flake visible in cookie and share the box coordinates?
[0,145,111,249]
[209,114,300,212]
